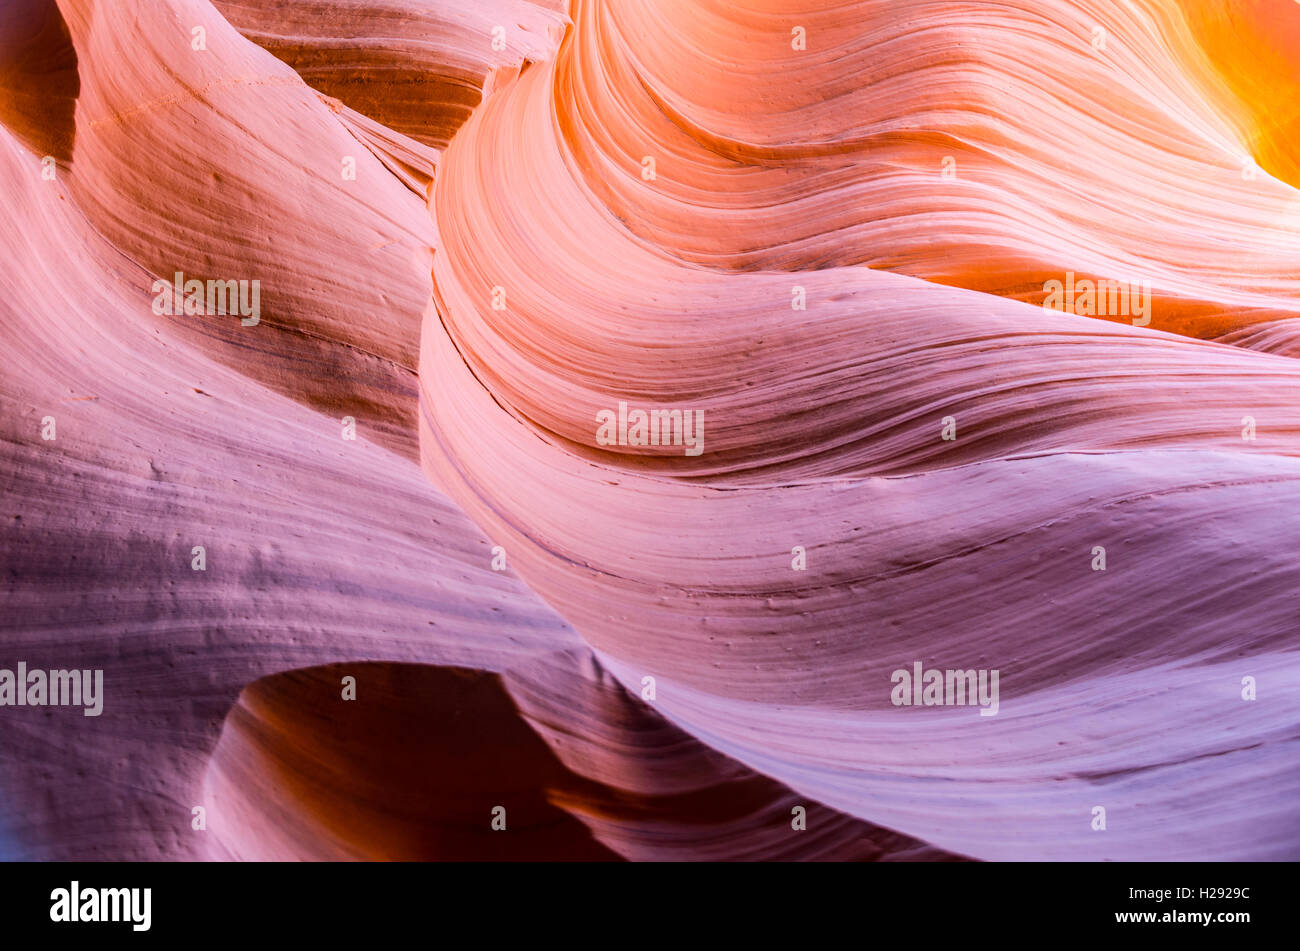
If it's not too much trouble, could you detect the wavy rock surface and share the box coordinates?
[60,0,439,456]
[0,113,584,857]
[419,0,1300,860]
[1,0,1298,861]
[543,0,1300,339]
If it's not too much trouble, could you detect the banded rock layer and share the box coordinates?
[1,0,1298,860]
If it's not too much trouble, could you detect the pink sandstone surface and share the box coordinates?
[0,0,1297,860]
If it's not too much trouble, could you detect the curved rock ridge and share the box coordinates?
[546,0,1300,340]
[421,290,1300,858]
[59,0,439,457]
[0,0,1298,862]
[0,119,579,859]
[418,0,1300,860]
[431,37,1300,479]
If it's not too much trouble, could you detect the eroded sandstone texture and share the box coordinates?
[1,0,1298,861]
